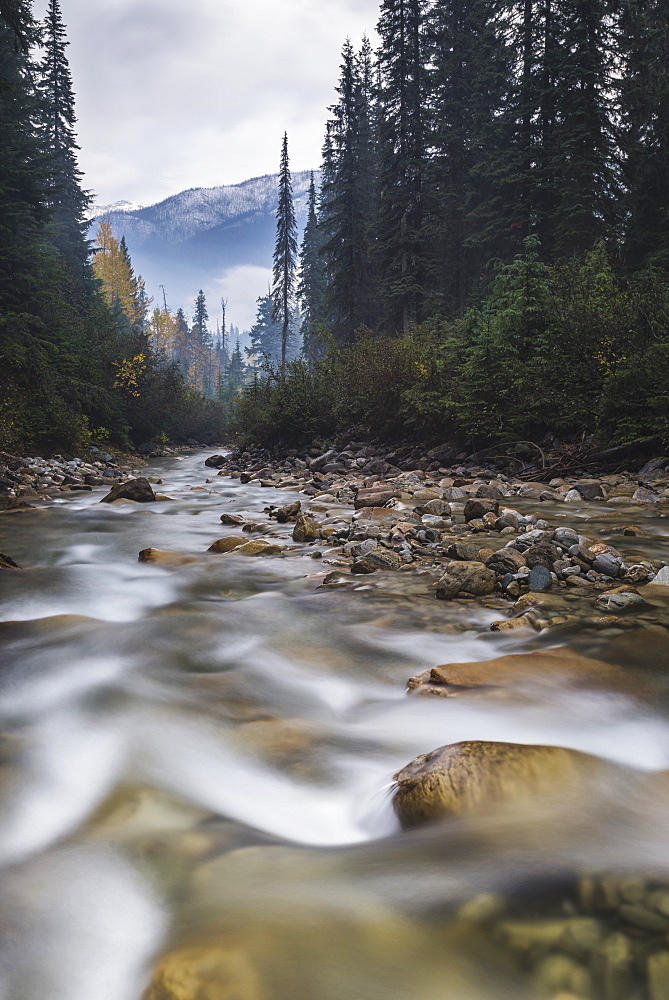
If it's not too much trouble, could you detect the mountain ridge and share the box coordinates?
[88,171,318,330]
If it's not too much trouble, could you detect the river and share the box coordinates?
[1,450,669,1000]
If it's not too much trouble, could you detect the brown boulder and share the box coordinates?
[485,548,526,575]
[352,548,402,573]
[435,561,496,599]
[100,477,156,503]
[408,649,641,698]
[353,488,400,510]
[525,541,560,570]
[0,553,20,570]
[292,513,321,542]
[138,548,199,567]
[463,498,499,522]
[393,740,618,828]
[207,536,247,553]
[219,513,246,525]
[235,540,283,556]
[275,501,301,523]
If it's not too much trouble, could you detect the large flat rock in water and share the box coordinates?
[408,649,650,698]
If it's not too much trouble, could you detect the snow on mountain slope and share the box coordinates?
[88,171,317,331]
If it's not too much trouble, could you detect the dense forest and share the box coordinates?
[239,0,669,450]
[1,0,668,454]
[0,0,225,452]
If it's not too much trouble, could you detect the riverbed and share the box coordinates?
[1,450,669,1000]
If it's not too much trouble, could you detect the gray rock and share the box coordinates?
[463,498,499,522]
[525,541,560,570]
[650,566,669,587]
[514,529,553,552]
[633,486,660,502]
[475,484,505,500]
[100,477,156,503]
[528,564,552,591]
[421,498,451,516]
[554,527,580,548]
[595,591,649,612]
[485,548,527,575]
[592,552,622,577]
[574,480,605,500]
[442,487,469,501]
[309,449,337,472]
[446,542,480,561]
[436,561,497,599]
[564,488,583,502]
[352,548,402,573]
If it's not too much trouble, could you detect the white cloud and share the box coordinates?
[213,264,273,333]
[38,0,380,204]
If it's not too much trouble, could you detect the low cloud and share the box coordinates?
[38,0,380,205]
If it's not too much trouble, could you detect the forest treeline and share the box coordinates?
[2,0,668,454]
[0,0,225,452]
[238,0,669,449]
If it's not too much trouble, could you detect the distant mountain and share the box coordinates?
[88,171,317,332]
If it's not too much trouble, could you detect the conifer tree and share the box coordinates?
[319,39,378,344]
[298,172,327,363]
[248,293,283,365]
[0,1,49,311]
[618,0,669,269]
[37,0,89,265]
[172,307,191,375]
[191,289,214,394]
[272,132,298,367]
[551,0,617,256]
[424,0,511,314]
[375,0,428,333]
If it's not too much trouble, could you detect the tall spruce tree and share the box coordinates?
[551,0,617,256]
[618,0,669,269]
[319,39,378,344]
[298,172,327,363]
[272,132,298,367]
[37,0,89,266]
[424,0,512,315]
[375,0,428,334]
[248,293,283,365]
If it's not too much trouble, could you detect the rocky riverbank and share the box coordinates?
[0,441,215,509]
[203,439,669,610]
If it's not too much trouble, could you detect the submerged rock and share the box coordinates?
[235,540,283,556]
[407,649,640,699]
[393,740,614,828]
[100,477,156,503]
[138,548,200,567]
[219,513,246,525]
[207,536,247,553]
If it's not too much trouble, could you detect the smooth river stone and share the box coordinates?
[393,740,623,828]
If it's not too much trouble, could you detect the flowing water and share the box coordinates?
[1,451,669,1000]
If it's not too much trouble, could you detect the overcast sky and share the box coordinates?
[35,0,381,207]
